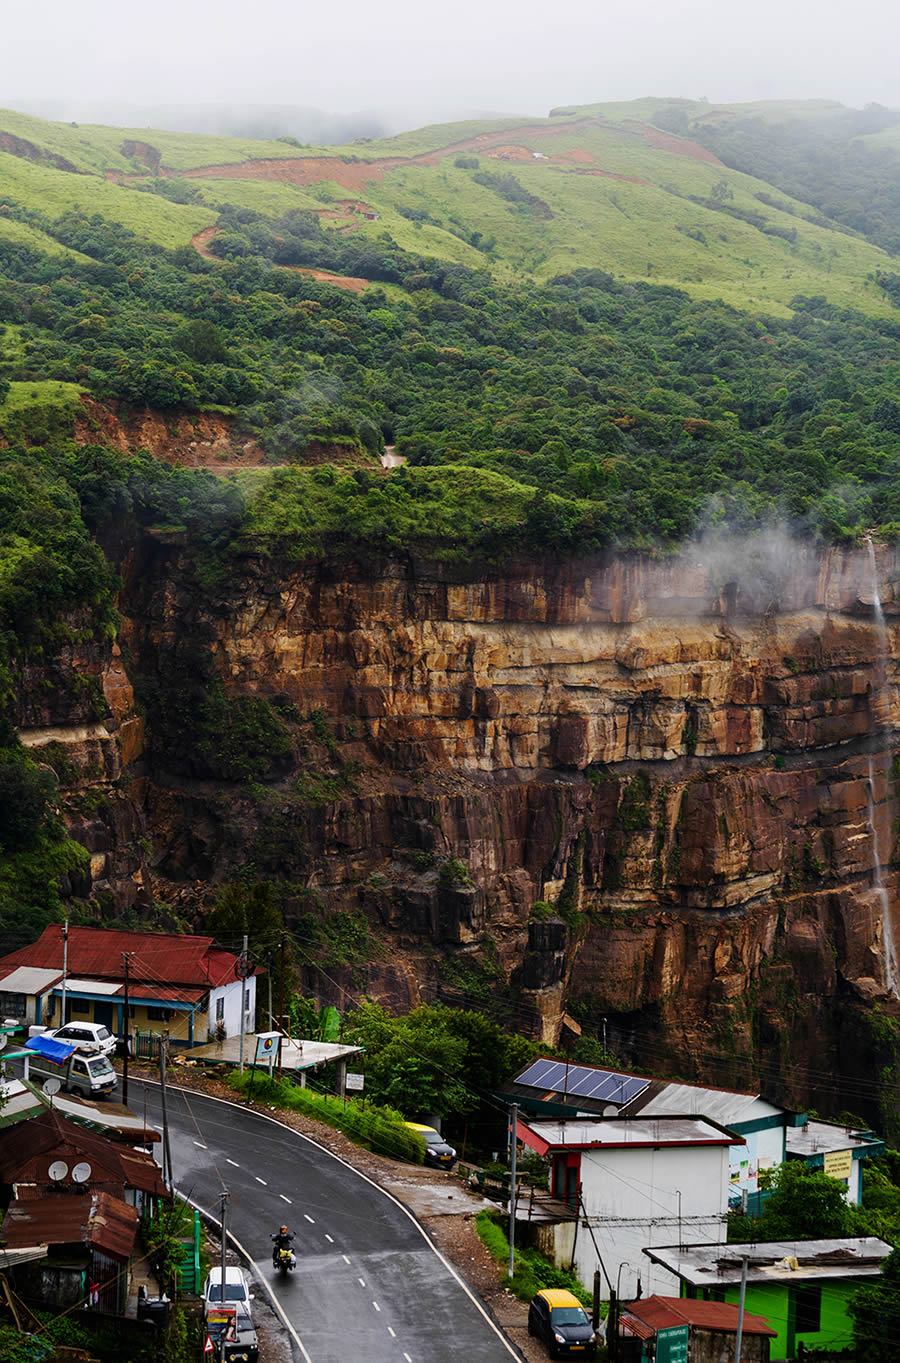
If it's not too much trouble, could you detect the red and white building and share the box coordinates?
[0,925,256,1046]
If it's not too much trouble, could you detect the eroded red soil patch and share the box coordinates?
[74,397,268,467]
[630,121,723,165]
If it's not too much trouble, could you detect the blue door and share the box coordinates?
[94,1001,114,1031]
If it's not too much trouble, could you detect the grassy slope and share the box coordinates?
[0,213,91,261]
[0,101,895,314]
[0,151,216,247]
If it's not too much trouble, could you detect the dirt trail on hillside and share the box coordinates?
[126,117,608,192]
[190,228,370,291]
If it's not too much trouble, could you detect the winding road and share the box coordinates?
[131,1079,520,1363]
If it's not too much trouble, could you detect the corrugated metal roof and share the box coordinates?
[2,1190,137,1259]
[519,1115,736,1153]
[623,1296,776,1337]
[508,1056,783,1126]
[0,1108,167,1198]
[644,1238,893,1286]
[0,1085,159,1143]
[786,1120,881,1158]
[63,978,121,995]
[0,966,62,994]
[0,925,250,993]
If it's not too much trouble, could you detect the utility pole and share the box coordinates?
[238,934,248,1076]
[277,932,286,1077]
[159,1033,173,1192]
[734,1254,749,1363]
[121,952,131,1107]
[508,1103,518,1279]
[219,1191,229,1363]
[60,918,68,1026]
[267,958,273,1032]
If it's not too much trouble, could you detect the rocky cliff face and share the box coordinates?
[28,537,900,1123]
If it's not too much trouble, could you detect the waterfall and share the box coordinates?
[865,539,899,995]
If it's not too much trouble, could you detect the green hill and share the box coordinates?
[0,102,897,316]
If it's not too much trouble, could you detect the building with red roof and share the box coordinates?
[0,924,256,1047]
[620,1295,776,1362]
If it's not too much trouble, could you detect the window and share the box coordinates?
[795,1283,821,1334]
[70,999,90,1015]
[216,997,224,1022]
[147,1007,171,1022]
[0,992,26,1018]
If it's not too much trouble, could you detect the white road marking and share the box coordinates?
[193,1141,207,1149]
[142,1079,522,1360]
[358,1277,366,1287]
[152,1124,163,1131]
[227,1158,239,1167]
[279,1194,291,1204]
[404,1354,413,1362]
[342,1255,351,1265]
[303,1213,315,1223]
[325,1234,334,1243]
[388,1327,396,1338]
[372,1301,381,1312]
[256,1176,267,1185]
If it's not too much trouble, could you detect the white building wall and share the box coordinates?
[574,1144,730,1300]
[206,978,256,1042]
[728,1123,785,1199]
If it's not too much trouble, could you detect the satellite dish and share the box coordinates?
[72,1162,92,1184]
[0,1035,7,1051]
[48,1160,69,1181]
[42,1077,61,1097]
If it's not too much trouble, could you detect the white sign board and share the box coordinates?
[345,1072,365,1091]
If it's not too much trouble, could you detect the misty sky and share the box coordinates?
[5,0,900,125]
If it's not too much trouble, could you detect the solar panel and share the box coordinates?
[514,1059,649,1107]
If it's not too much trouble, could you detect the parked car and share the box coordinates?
[203,1268,258,1363]
[404,1122,457,1168]
[528,1288,598,1358]
[48,1023,117,1057]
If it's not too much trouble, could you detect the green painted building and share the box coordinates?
[644,1237,891,1361]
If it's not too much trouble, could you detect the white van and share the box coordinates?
[29,1051,117,1100]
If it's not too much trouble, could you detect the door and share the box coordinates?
[94,1002,114,1031]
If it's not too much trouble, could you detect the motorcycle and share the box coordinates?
[274,1245,295,1275]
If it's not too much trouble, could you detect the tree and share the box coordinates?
[206,880,282,944]
[849,1245,900,1363]
[752,1161,852,1240]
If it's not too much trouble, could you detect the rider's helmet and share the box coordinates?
[280,1225,287,1234]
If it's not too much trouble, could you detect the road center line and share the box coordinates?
[372,1301,381,1312]
[325,1234,334,1243]
[342,1255,351,1264]
[388,1326,396,1338]
[256,1176,267,1185]
[279,1194,291,1203]
[358,1277,366,1287]
[193,1141,207,1149]
[404,1354,413,1362]
[227,1158,239,1167]
[303,1213,315,1223]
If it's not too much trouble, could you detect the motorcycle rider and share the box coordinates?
[271,1224,295,1268]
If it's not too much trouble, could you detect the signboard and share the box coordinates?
[824,1148,854,1180]
[255,1032,280,1064]
[345,1072,365,1092]
[656,1323,689,1363]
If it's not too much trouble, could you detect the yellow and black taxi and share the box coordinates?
[527,1288,598,1358]
[404,1122,457,1168]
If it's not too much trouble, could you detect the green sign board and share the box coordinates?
[656,1323,689,1363]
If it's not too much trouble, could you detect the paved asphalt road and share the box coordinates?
[130,1079,521,1363]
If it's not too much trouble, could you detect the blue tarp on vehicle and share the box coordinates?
[24,1034,77,1065]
